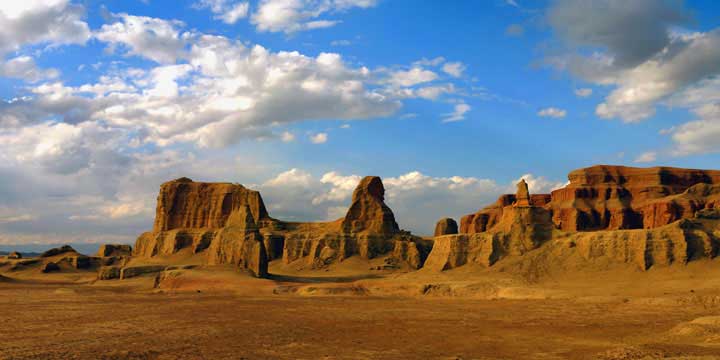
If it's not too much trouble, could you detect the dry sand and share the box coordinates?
[3,258,720,359]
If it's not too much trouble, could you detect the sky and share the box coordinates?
[1,0,720,248]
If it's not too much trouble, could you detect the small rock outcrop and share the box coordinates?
[97,244,132,257]
[434,218,458,236]
[41,245,77,258]
[8,251,22,259]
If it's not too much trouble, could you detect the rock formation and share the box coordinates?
[434,218,458,236]
[8,251,21,259]
[433,165,720,273]
[41,245,77,257]
[461,165,720,233]
[131,175,425,278]
[428,180,554,270]
[97,244,132,257]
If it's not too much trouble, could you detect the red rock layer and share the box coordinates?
[460,165,720,234]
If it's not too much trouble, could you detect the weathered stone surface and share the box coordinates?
[120,265,166,279]
[40,262,60,273]
[461,165,720,234]
[341,176,400,236]
[97,266,121,280]
[41,245,77,258]
[152,178,270,232]
[97,244,132,257]
[134,175,425,275]
[434,218,458,236]
[8,251,21,259]
[514,179,531,207]
[549,165,720,231]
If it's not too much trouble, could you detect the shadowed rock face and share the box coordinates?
[434,218,458,236]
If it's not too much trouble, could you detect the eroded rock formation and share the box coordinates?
[131,175,425,278]
[434,218,458,236]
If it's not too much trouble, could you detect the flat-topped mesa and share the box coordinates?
[550,165,720,231]
[135,178,271,277]
[341,176,400,236]
[153,177,270,232]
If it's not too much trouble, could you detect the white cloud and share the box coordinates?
[538,107,567,118]
[547,0,720,126]
[442,103,471,123]
[194,0,250,24]
[512,174,567,194]
[634,151,657,163]
[309,132,328,144]
[0,214,34,223]
[251,0,377,34]
[0,56,58,82]
[0,0,90,56]
[95,13,186,64]
[668,104,720,155]
[388,67,438,87]
[281,131,296,142]
[574,88,592,97]
[442,62,466,78]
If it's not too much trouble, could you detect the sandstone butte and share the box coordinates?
[133,175,429,277]
[19,164,720,281]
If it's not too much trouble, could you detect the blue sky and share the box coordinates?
[1,0,720,247]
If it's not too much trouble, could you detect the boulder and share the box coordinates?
[97,244,132,257]
[434,218,458,236]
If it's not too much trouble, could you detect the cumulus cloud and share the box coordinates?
[95,14,186,64]
[668,103,720,155]
[281,131,296,142]
[0,0,90,55]
[537,107,566,118]
[194,0,249,24]
[309,132,328,144]
[442,103,471,123]
[251,0,378,33]
[442,62,466,77]
[634,151,657,163]
[547,0,720,127]
[388,67,438,87]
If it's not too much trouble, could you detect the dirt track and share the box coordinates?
[3,280,720,360]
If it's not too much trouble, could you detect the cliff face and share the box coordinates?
[152,177,270,232]
[135,178,272,277]
[549,165,720,231]
[460,165,720,233]
[133,175,424,278]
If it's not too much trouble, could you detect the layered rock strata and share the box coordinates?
[132,176,425,278]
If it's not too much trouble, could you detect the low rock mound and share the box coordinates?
[41,245,77,257]
[97,244,132,257]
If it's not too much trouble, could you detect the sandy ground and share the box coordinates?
[4,262,720,360]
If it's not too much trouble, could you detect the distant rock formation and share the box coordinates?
[8,251,21,259]
[434,218,458,236]
[432,166,720,273]
[550,165,720,231]
[427,180,554,270]
[41,245,77,258]
[132,175,428,278]
[97,244,132,257]
[460,165,720,233]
